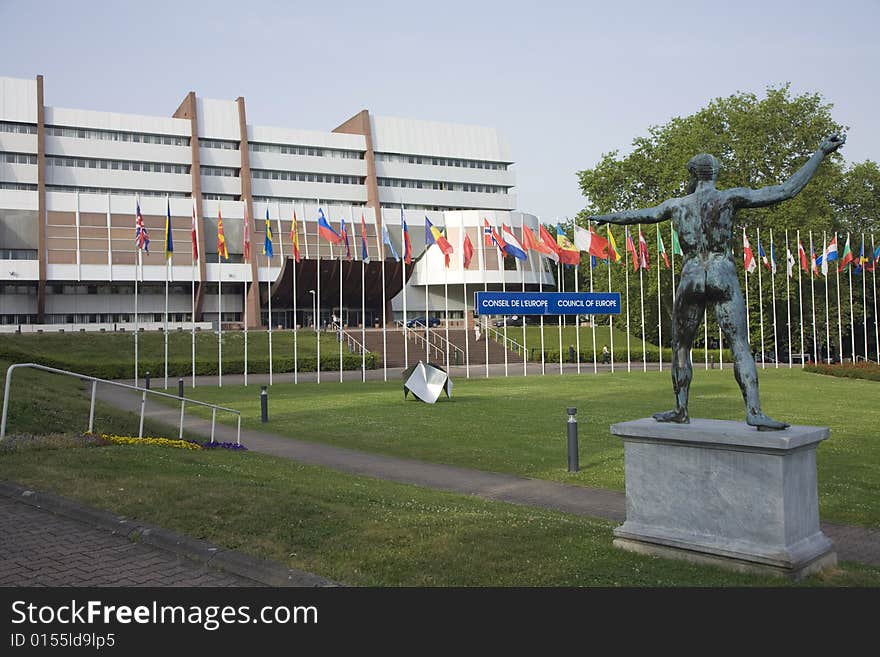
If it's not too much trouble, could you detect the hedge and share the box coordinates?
[804,363,880,382]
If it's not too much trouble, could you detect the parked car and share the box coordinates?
[492,315,519,327]
[406,316,441,328]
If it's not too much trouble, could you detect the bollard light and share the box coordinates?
[567,406,579,472]
[260,385,269,423]
[178,378,184,398]
[144,371,151,390]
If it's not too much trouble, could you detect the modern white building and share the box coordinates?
[0,75,554,330]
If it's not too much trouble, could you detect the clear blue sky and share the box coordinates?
[1,0,876,220]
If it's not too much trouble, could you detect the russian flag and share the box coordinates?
[501,224,527,260]
[317,208,342,243]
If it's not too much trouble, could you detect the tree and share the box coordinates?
[570,85,877,360]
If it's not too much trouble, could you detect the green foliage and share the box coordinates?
[805,362,880,382]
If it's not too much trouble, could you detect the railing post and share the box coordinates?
[88,380,97,434]
[138,391,146,438]
[211,407,216,444]
[179,400,185,440]
[236,414,241,445]
[1,364,18,439]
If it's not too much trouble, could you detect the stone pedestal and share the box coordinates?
[610,418,836,578]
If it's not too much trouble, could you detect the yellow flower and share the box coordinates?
[100,434,202,450]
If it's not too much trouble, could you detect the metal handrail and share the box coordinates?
[427,328,466,362]
[1,363,241,444]
[485,324,527,355]
[403,325,446,361]
[330,322,371,355]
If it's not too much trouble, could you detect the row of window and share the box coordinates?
[251,196,365,207]
[201,165,239,177]
[202,193,239,201]
[0,249,37,260]
[374,152,508,170]
[249,142,363,159]
[0,121,37,135]
[377,177,509,194]
[3,152,37,164]
[47,125,190,147]
[40,313,194,324]
[0,182,37,191]
[46,155,191,175]
[47,184,190,198]
[251,169,364,185]
[200,138,239,150]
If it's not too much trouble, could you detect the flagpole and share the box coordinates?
[756,228,765,369]
[164,196,170,390]
[589,221,597,374]
[218,244,223,388]
[638,226,646,372]
[558,258,563,375]
[379,207,387,382]
[770,229,778,368]
[519,221,527,376]
[446,231,452,371]
[293,205,299,384]
[461,214,470,379]
[656,225,663,373]
[784,230,792,368]
[835,232,843,363]
[338,215,344,383]
[134,196,140,387]
[500,220,508,378]
[243,202,248,388]
[538,219,547,376]
[425,232,430,365]
[847,234,855,362]
[796,230,805,367]
[809,231,817,364]
[401,205,408,369]
[574,259,580,375]
[823,231,830,363]
[872,232,879,365]
[624,227,631,373]
[268,213,274,387]
[191,198,197,387]
[862,233,868,361]
[316,200,322,384]
[361,218,366,383]
[607,227,615,373]
[482,220,489,379]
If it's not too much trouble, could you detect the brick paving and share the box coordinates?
[0,496,255,587]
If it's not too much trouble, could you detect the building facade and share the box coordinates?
[0,75,554,330]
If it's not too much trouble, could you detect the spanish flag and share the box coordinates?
[290,210,301,263]
[217,208,228,260]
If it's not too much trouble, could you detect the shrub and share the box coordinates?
[804,362,880,382]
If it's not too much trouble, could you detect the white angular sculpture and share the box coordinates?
[402,361,453,404]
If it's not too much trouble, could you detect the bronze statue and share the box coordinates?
[590,134,845,430]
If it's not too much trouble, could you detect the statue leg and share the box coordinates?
[654,283,703,423]
[714,292,789,430]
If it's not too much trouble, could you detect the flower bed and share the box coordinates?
[804,362,880,382]
[98,434,248,451]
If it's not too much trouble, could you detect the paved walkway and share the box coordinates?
[97,385,880,568]
[0,495,252,587]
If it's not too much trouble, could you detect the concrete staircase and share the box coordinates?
[361,327,520,368]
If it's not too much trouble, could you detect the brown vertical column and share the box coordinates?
[36,75,47,322]
[237,96,261,328]
[333,110,381,229]
[172,92,208,320]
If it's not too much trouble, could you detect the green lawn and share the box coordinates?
[179,368,880,527]
[0,329,368,378]
[1,444,876,586]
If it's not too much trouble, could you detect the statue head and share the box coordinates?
[686,154,720,193]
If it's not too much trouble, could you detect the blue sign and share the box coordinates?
[474,291,621,316]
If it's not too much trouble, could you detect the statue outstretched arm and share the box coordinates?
[727,134,845,209]
[589,199,674,226]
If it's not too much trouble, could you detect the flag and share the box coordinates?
[573,225,591,252]
[164,198,173,260]
[538,224,561,263]
[360,214,370,264]
[854,239,865,275]
[135,199,150,254]
[657,229,670,268]
[524,225,558,261]
[190,199,198,262]
[462,232,474,269]
[606,227,621,263]
[382,224,400,262]
[817,235,838,275]
[586,228,608,259]
[484,218,507,255]
[810,245,819,276]
[625,227,638,270]
[217,208,228,260]
[786,248,795,277]
[638,229,650,270]
[243,204,251,262]
[743,230,756,273]
[838,235,853,272]
[501,224,527,260]
[671,227,683,256]
[340,218,350,260]
[290,210,301,263]
[318,208,342,243]
[263,208,274,258]
[770,244,777,274]
[798,239,809,273]
[555,224,580,265]
[425,217,454,266]
[759,241,769,270]
[402,213,412,265]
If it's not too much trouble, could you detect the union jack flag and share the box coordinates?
[135,199,150,254]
